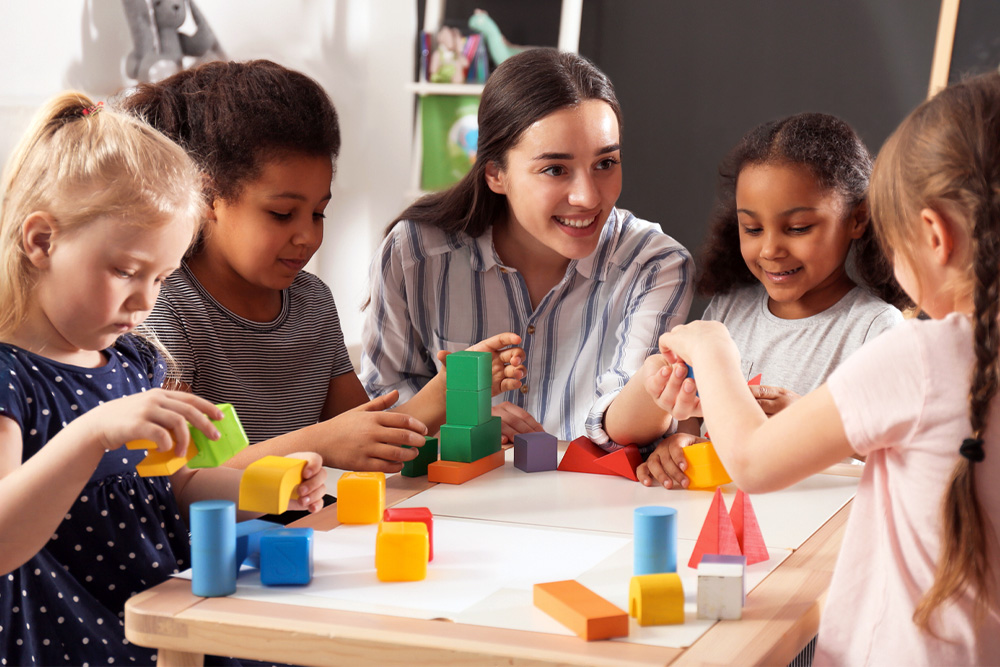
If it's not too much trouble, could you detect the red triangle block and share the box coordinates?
[731,489,769,565]
[594,445,642,481]
[748,374,762,386]
[688,488,741,568]
[558,436,617,476]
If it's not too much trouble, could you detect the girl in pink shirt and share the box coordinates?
[647,72,1000,664]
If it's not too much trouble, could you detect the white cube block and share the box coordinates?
[697,562,744,620]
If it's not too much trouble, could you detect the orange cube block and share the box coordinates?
[533,580,628,641]
[427,449,504,484]
[682,441,732,489]
[135,444,196,477]
[336,472,385,524]
[375,521,428,582]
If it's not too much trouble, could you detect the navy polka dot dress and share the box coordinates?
[0,336,192,665]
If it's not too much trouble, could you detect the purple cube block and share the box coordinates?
[513,432,557,472]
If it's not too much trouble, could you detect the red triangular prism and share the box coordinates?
[557,436,617,476]
[731,489,769,565]
[594,445,642,481]
[688,488,741,568]
[748,374,762,386]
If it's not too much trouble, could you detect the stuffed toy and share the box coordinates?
[121,0,224,82]
[467,9,527,66]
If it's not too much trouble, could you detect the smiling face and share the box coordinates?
[486,100,622,268]
[735,162,866,319]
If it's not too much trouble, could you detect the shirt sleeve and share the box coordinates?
[360,226,439,402]
[863,305,904,343]
[0,353,27,431]
[584,244,695,452]
[143,291,196,386]
[827,320,926,456]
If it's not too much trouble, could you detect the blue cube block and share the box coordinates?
[235,519,281,574]
[260,527,314,586]
[513,432,557,472]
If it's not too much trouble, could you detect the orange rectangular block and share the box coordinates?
[533,580,628,641]
[427,449,504,484]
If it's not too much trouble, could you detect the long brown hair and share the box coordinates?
[699,112,911,310]
[389,47,621,237]
[870,71,1000,632]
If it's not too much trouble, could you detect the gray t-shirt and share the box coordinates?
[702,284,903,396]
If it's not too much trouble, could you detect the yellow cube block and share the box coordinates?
[629,573,685,626]
[375,521,428,582]
[238,456,306,514]
[682,441,732,489]
[336,472,385,524]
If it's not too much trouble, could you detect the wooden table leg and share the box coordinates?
[157,648,204,667]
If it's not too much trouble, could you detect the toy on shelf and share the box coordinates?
[513,432,558,472]
[383,507,434,561]
[260,528,314,586]
[697,561,744,620]
[688,489,741,569]
[557,436,641,481]
[337,472,386,524]
[127,402,249,477]
[190,499,236,597]
[533,580,628,641]
[730,490,769,565]
[681,441,732,489]
[238,456,306,515]
[376,521,429,582]
[633,506,677,575]
[402,436,439,478]
[467,9,528,66]
[428,25,469,84]
[629,573,685,626]
[121,0,224,82]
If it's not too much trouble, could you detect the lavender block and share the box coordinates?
[513,432,557,472]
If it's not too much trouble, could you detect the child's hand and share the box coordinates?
[437,332,527,395]
[324,391,429,472]
[657,320,733,365]
[492,401,545,444]
[284,452,327,513]
[78,388,223,456]
[644,357,702,420]
[749,384,801,416]
[637,432,704,489]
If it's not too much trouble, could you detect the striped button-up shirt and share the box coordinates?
[361,208,693,448]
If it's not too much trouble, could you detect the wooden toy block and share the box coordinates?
[629,573,685,626]
[190,500,236,597]
[557,436,618,476]
[336,472,386,524]
[748,373,762,386]
[513,432,558,472]
[235,519,281,572]
[533,580,628,641]
[402,436,438,477]
[260,527,314,586]
[135,444,196,477]
[682,441,732,489]
[187,403,250,469]
[440,416,501,463]
[730,490,769,565]
[701,554,746,604]
[633,506,677,575]
[688,488,741,568]
[238,456,306,515]
[446,387,491,426]
[375,521,429,582]
[383,507,434,560]
[427,448,504,484]
[697,562,744,620]
[594,444,642,481]
[445,350,491,391]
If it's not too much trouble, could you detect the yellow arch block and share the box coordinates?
[682,441,732,489]
[629,573,685,626]
[239,456,306,514]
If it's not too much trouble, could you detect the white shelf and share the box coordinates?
[407,82,486,96]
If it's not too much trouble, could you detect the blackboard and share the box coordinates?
[929,0,1000,95]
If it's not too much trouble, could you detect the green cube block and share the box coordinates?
[446,387,491,426]
[187,403,249,468]
[440,417,501,463]
[402,436,439,477]
[446,351,491,391]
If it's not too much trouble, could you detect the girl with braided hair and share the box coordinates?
[649,71,1000,663]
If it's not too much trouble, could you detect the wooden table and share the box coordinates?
[125,469,852,666]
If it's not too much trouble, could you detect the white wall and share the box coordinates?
[0,0,417,362]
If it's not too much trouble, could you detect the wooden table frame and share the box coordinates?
[125,474,851,666]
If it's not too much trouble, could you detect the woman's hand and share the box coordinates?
[437,332,527,395]
[491,401,545,444]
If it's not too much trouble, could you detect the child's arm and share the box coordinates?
[603,354,694,445]
[656,321,854,492]
[0,390,221,575]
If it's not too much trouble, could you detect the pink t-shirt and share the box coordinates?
[817,313,1000,665]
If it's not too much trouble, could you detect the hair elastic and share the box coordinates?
[81,101,104,117]
[959,437,985,463]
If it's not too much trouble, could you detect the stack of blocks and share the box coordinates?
[402,435,439,477]
[428,351,504,484]
[127,402,249,477]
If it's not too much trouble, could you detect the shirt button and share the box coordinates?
[499,267,509,274]
[526,325,536,335]
[520,384,529,394]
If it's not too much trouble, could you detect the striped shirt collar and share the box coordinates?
[470,208,625,282]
